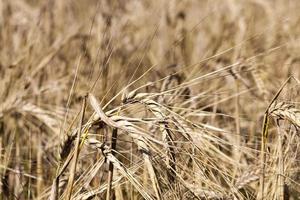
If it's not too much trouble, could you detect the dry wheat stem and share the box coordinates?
[66,96,86,200]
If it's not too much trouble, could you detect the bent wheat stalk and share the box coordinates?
[259,77,291,200]
[88,93,162,199]
[259,76,299,199]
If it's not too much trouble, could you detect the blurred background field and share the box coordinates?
[0,0,300,199]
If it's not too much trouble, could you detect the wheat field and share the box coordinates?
[0,0,300,199]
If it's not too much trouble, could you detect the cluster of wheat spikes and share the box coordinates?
[1,0,300,199]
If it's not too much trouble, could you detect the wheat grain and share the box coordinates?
[269,101,300,128]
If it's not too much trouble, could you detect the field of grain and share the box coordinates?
[0,0,300,199]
